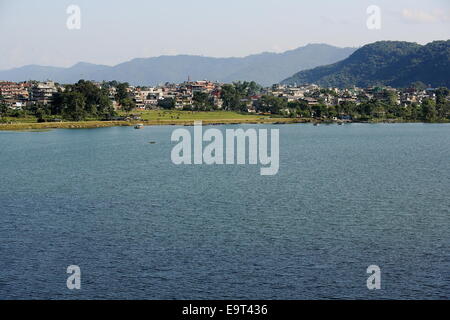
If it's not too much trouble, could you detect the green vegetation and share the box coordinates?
[283,40,450,88]
[221,81,262,112]
[157,97,176,110]
[0,80,121,123]
[121,110,268,121]
[282,98,448,122]
[0,112,304,131]
[0,99,8,121]
[114,82,135,113]
[1,79,448,131]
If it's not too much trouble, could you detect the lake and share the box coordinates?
[0,123,449,299]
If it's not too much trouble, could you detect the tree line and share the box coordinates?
[1,80,449,122]
[0,80,135,122]
[157,81,263,112]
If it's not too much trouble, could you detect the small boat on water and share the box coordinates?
[134,124,144,129]
[313,122,320,126]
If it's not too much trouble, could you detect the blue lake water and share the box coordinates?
[0,123,449,299]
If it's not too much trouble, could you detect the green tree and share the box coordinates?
[0,101,8,121]
[312,104,328,118]
[114,82,135,113]
[411,103,421,120]
[421,99,437,122]
[339,101,358,117]
[385,90,398,106]
[221,84,240,111]
[115,82,129,102]
[51,82,116,119]
[434,87,450,119]
[120,97,135,114]
[35,107,47,122]
[193,91,210,111]
[358,101,374,118]
[157,98,175,110]
[50,90,65,115]
[95,93,115,119]
[220,81,262,112]
[255,95,287,114]
[61,91,87,121]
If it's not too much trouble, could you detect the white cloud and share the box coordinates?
[401,8,450,24]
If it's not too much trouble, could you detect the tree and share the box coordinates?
[358,101,375,118]
[35,107,47,122]
[193,91,211,111]
[157,98,175,110]
[234,81,262,96]
[74,80,100,114]
[421,99,437,122]
[120,97,135,113]
[50,90,65,115]
[62,91,86,121]
[255,95,287,114]
[115,82,135,113]
[312,104,328,118]
[372,103,386,119]
[221,84,239,111]
[385,90,398,106]
[0,101,8,121]
[220,81,262,112]
[115,82,129,102]
[51,81,115,119]
[339,101,358,117]
[434,87,450,119]
[97,93,115,119]
[327,105,338,118]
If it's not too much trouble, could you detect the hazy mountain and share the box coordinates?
[0,44,356,86]
[282,40,450,88]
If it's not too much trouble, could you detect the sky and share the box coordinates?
[0,0,449,70]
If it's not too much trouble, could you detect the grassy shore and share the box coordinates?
[3,110,443,131]
[0,111,309,131]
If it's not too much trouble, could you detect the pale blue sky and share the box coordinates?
[0,0,449,70]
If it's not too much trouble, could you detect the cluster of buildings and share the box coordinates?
[0,80,222,110]
[0,79,445,114]
[122,80,222,110]
[0,81,58,109]
[267,84,441,108]
[93,81,448,113]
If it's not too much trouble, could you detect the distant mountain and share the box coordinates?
[0,44,355,86]
[282,40,450,88]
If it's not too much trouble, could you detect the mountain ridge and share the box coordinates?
[0,44,356,86]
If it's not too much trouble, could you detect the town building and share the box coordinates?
[30,81,58,105]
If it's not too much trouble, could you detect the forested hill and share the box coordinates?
[282,40,450,88]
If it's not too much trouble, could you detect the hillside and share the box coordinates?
[282,40,450,88]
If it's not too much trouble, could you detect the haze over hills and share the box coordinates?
[0,44,356,86]
[282,40,450,88]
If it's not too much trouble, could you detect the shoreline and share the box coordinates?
[0,118,448,131]
[0,118,307,131]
